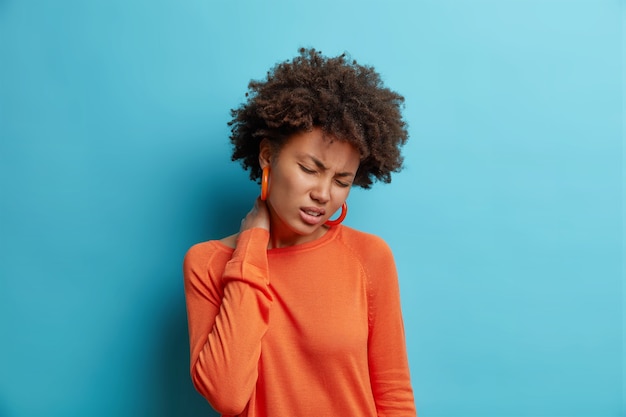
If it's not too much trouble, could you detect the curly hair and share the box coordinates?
[228,48,408,189]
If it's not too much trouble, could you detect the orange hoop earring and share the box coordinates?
[261,166,270,201]
[325,202,347,226]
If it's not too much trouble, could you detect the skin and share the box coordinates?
[223,128,361,249]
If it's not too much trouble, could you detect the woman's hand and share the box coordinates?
[239,197,270,232]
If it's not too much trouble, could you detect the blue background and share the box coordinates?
[0,1,623,416]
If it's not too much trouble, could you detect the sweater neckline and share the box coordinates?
[267,224,342,255]
[212,225,343,254]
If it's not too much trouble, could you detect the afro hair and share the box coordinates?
[228,48,408,188]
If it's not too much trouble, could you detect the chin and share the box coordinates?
[291,219,324,236]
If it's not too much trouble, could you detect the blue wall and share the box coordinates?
[0,1,623,416]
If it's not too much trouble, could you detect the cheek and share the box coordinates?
[285,170,314,192]
[270,170,305,200]
[333,187,352,202]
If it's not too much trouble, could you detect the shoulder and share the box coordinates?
[185,233,237,260]
[336,227,401,309]
[338,225,393,254]
[183,239,233,280]
[336,225,395,268]
[184,240,216,263]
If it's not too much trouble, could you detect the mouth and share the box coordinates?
[300,207,326,225]
[303,209,324,217]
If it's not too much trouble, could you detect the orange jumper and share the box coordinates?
[184,225,416,416]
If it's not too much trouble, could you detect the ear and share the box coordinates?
[258,139,273,169]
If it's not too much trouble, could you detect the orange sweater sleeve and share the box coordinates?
[364,237,417,416]
[183,228,271,415]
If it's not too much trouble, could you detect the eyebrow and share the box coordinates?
[305,154,355,178]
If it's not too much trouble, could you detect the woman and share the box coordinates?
[184,48,416,416]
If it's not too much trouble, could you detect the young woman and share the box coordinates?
[184,48,417,416]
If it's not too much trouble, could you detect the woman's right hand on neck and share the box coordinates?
[239,197,270,233]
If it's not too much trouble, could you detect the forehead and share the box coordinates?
[279,128,360,169]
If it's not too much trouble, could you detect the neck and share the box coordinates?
[267,211,329,249]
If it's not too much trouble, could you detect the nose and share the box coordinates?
[310,179,331,204]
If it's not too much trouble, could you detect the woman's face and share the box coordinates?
[259,128,360,248]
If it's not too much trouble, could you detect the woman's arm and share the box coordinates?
[365,238,417,416]
[184,200,272,415]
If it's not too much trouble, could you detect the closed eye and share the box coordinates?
[299,164,316,174]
